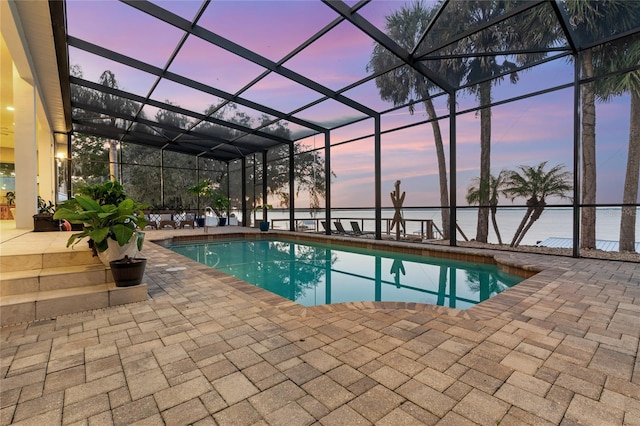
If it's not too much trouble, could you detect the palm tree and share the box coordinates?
[445,1,558,243]
[367,1,459,239]
[505,162,573,247]
[564,1,640,250]
[599,34,640,252]
[466,170,509,244]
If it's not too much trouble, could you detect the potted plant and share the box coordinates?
[33,196,59,232]
[212,193,230,226]
[53,180,148,269]
[187,179,214,227]
[254,203,273,231]
[109,255,147,287]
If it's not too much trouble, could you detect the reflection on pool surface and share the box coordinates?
[169,239,523,309]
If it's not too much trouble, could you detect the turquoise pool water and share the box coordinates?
[169,239,523,309]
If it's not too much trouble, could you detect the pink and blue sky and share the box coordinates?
[66,0,637,208]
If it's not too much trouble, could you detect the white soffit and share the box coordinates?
[11,0,66,135]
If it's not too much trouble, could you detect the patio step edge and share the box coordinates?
[0,282,148,326]
[1,264,111,296]
[1,249,102,273]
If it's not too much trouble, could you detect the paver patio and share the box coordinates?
[1,227,640,425]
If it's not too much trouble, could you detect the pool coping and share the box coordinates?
[150,231,572,321]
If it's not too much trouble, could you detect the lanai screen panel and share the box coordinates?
[65,0,640,161]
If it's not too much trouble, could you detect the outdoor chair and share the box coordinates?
[350,221,374,237]
[179,212,196,229]
[144,215,158,229]
[159,213,176,229]
[320,220,336,234]
[333,221,351,234]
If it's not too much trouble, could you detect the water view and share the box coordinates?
[262,207,640,248]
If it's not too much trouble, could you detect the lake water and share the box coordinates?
[260,207,639,247]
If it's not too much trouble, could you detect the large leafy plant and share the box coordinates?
[54,181,147,253]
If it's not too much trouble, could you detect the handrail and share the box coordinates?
[456,223,469,241]
[271,217,441,239]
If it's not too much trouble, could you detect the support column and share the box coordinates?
[262,151,268,222]
[13,70,37,229]
[37,117,55,205]
[375,115,381,240]
[324,131,331,235]
[572,52,581,258]
[241,157,247,227]
[449,94,457,247]
[289,144,295,231]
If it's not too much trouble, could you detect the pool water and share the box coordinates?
[169,239,523,309]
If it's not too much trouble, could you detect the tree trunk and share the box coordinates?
[619,89,640,252]
[424,99,450,239]
[475,82,492,243]
[514,203,545,247]
[109,140,118,181]
[513,216,536,247]
[490,206,503,245]
[511,197,536,246]
[580,51,597,249]
[511,208,532,247]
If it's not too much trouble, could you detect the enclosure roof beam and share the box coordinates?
[323,0,454,95]
[122,0,378,118]
[70,76,292,146]
[67,36,327,134]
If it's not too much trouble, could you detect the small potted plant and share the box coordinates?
[212,193,230,226]
[33,196,59,232]
[254,203,273,231]
[187,179,214,227]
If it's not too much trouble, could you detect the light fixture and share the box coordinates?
[6,106,14,111]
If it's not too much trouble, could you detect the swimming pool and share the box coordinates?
[169,238,523,309]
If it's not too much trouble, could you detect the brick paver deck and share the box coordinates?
[2,228,640,425]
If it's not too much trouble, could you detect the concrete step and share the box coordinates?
[1,264,111,296]
[0,282,148,325]
[1,248,101,273]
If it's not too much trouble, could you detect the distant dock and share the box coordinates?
[537,237,640,252]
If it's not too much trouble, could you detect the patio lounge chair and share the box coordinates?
[333,221,351,234]
[179,213,196,228]
[321,221,331,233]
[159,213,176,229]
[350,221,374,237]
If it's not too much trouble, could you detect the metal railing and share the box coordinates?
[270,217,446,239]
